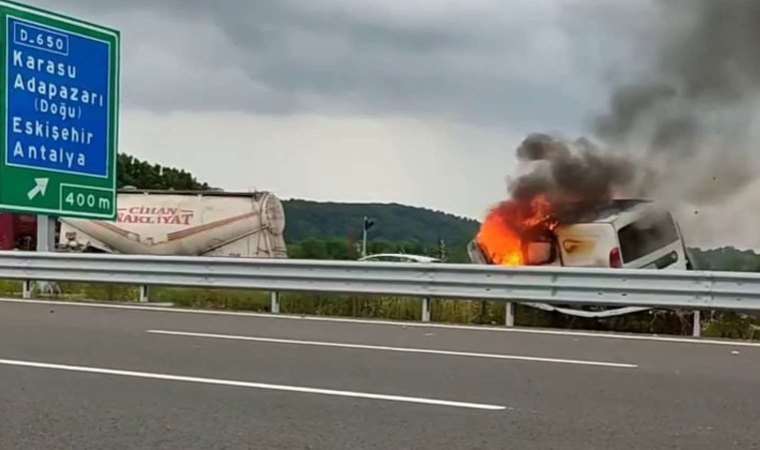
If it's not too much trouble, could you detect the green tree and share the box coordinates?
[298,239,328,259]
[325,238,351,260]
[117,154,209,191]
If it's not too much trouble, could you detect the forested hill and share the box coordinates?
[688,247,760,272]
[283,199,480,249]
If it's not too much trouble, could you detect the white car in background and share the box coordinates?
[359,253,442,263]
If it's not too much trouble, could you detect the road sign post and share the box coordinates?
[35,214,53,251]
[34,213,58,294]
[0,2,119,219]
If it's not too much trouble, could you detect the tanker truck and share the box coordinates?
[57,189,288,258]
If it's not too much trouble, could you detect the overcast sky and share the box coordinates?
[35,0,655,222]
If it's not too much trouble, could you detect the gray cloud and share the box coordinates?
[35,0,608,131]
[589,0,760,208]
[557,0,760,249]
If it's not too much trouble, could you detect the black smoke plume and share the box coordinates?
[508,133,640,222]
[593,0,760,204]
[507,0,760,232]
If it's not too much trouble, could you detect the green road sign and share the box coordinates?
[0,1,119,219]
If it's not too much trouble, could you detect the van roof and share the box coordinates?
[560,199,655,225]
[591,199,653,223]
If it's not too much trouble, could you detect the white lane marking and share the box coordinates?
[0,358,506,411]
[2,298,760,348]
[147,330,638,369]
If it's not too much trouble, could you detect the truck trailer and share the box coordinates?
[0,189,288,258]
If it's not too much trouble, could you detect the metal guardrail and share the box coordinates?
[2,251,760,313]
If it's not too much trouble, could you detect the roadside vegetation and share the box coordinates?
[3,279,757,340]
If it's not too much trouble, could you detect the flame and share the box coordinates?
[476,195,558,267]
[476,212,524,266]
[524,195,556,228]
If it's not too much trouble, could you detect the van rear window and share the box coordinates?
[618,214,679,263]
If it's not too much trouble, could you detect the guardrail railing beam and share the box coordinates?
[4,252,760,313]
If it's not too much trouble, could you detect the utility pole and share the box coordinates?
[362,216,374,258]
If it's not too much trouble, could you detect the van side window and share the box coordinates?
[618,214,679,263]
[523,227,558,265]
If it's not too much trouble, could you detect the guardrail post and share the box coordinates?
[421,297,431,322]
[139,285,150,303]
[505,302,515,327]
[270,291,280,314]
[22,280,32,299]
[692,310,701,337]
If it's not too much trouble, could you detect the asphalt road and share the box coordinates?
[0,299,759,450]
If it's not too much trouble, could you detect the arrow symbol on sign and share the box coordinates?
[27,178,49,200]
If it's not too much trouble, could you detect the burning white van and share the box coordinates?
[469,199,692,271]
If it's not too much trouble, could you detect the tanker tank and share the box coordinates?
[59,189,287,258]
